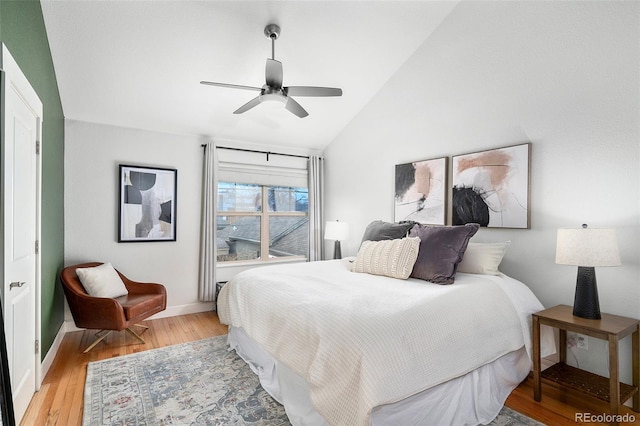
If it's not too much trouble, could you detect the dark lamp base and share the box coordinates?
[573,266,601,320]
[333,241,342,260]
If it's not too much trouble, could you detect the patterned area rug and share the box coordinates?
[84,335,543,425]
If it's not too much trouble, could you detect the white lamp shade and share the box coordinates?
[555,227,621,267]
[325,221,349,241]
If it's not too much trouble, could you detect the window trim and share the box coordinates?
[217,184,308,263]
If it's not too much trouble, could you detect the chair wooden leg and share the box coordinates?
[133,323,149,330]
[125,327,146,344]
[83,330,113,353]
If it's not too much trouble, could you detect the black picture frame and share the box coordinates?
[118,164,177,242]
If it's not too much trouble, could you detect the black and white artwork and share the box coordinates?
[394,157,447,225]
[119,165,177,242]
[451,143,530,228]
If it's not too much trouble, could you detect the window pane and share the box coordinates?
[218,182,261,212]
[268,216,309,258]
[216,215,261,262]
[267,186,309,212]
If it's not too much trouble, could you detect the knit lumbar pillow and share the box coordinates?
[352,237,421,279]
[76,263,129,298]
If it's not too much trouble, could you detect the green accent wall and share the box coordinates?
[0,0,65,360]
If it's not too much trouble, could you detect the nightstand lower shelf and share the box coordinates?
[542,363,638,405]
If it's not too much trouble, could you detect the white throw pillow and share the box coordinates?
[76,263,129,298]
[457,241,511,275]
[351,237,420,279]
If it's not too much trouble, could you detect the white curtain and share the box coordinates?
[199,142,217,302]
[308,156,324,261]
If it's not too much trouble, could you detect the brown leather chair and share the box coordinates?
[60,262,167,353]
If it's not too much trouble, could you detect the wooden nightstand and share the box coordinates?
[533,305,639,420]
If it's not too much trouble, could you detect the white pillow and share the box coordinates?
[457,241,511,275]
[351,237,420,279]
[76,263,129,298]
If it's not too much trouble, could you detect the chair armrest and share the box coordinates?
[122,279,166,296]
[117,271,159,292]
[63,288,128,331]
[119,275,167,310]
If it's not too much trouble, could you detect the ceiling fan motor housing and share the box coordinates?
[264,24,280,40]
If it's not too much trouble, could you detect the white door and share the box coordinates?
[1,44,42,424]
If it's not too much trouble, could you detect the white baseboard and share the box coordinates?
[63,321,83,333]
[148,301,216,319]
[40,322,69,382]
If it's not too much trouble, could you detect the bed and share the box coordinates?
[217,255,555,425]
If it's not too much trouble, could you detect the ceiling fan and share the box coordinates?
[200,24,342,118]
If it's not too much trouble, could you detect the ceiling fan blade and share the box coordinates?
[233,96,262,114]
[285,86,342,97]
[265,59,283,89]
[284,97,309,118]
[200,81,262,92]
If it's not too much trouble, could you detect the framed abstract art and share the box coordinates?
[394,157,447,225]
[119,165,177,242]
[451,143,530,229]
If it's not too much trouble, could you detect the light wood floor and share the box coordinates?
[22,312,228,426]
[22,311,639,425]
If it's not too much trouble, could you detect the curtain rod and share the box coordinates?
[201,144,311,161]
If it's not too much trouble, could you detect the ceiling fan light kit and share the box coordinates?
[200,24,342,118]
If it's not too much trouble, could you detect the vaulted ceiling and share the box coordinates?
[41,1,458,151]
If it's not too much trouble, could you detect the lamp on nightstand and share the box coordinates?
[555,224,621,319]
[325,220,348,260]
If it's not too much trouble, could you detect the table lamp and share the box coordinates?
[555,224,621,319]
[325,221,348,259]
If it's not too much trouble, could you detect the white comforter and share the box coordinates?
[217,259,544,426]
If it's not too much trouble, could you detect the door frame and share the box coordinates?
[0,42,43,397]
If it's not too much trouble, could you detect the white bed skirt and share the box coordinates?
[228,326,532,426]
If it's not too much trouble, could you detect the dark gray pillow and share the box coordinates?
[409,223,480,284]
[361,220,415,243]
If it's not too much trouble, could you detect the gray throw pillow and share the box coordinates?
[361,220,415,243]
[409,223,480,284]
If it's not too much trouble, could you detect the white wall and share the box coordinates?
[64,122,320,316]
[323,1,639,381]
[64,120,213,316]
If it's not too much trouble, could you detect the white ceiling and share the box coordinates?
[41,1,458,151]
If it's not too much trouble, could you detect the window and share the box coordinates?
[217,182,308,263]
